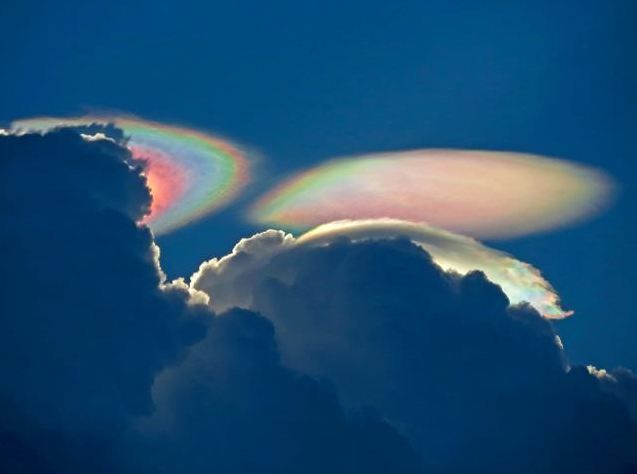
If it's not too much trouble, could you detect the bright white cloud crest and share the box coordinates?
[191,219,571,319]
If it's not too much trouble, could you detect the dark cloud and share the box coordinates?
[591,366,637,421]
[0,130,209,472]
[0,130,422,474]
[193,233,637,474]
[126,308,422,474]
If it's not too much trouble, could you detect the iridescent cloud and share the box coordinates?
[251,149,613,239]
[12,116,251,234]
[296,219,572,319]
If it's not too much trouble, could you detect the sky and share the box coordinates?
[2,0,636,367]
[1,1,637,472]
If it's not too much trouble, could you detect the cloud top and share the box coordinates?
[193,219,572,318]
[190,227,637,473]
[298,219,572,318]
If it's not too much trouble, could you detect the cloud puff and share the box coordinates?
[192,229,637,473]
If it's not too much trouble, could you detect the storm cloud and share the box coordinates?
[192,229,637,473]
[0,129,208,472]
[0,129,422,474]
[1,128,636,474]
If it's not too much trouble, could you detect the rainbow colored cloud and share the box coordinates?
[250,149,613,239]
[11,116,251,235]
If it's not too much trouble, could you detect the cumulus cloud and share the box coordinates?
[190,229,296,312]
[0,129,209,472]
[126,308,423,474]
[192,227,637,473]
[0,129,423,474]
[1,128,636,474]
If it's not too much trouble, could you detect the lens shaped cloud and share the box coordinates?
[251,149,613,239]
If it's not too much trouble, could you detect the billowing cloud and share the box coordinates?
[0,129,209,472]
[11,115,252,234]
[192,232,637,473]
[250,149,613,239]
[1,128,636,474]
[192,219,571,318]
[127,308,424,474]
[0,128,424,474]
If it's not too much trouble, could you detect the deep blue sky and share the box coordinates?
[2,0,636,371]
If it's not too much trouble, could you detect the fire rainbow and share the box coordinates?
[250,149,613,240]
[12,116,251,235]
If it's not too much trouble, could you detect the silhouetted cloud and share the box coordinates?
[126,308,423,474]
[1,129,636,474]
[589,365,637,421]
[0,129,423,474]
[192,230,637,474]
[191,220,573,317]
[0,130,209,472]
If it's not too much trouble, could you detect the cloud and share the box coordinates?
[588,365,637,421]
[190,229,296,312]
[250,149,613,239]
[192,228,637,473]
[10,115,252,235]
[300,219,574,318]
[126,308,423,474]
[0,129,424,474]
[1,128,636,474]
[192,219,572,318]
[0,129,211,471]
